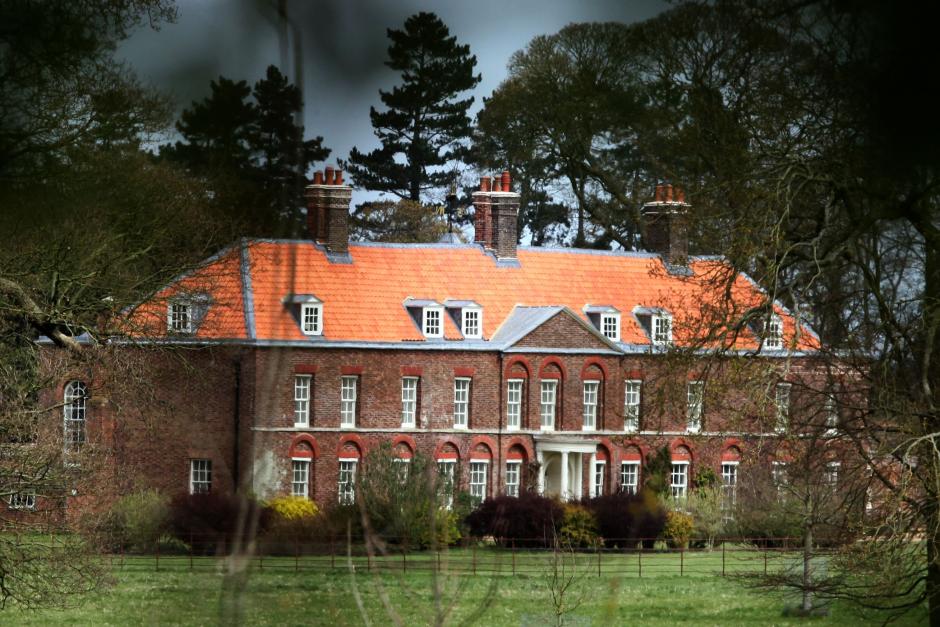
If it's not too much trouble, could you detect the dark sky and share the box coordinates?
[118,0,667,203]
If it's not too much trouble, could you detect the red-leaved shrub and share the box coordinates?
[168,493,271,554]
[465,494,563,547]
[587,489,667,548]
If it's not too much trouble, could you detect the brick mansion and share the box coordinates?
[39,167,841,513]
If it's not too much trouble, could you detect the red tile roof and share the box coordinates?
[124,240,820,352]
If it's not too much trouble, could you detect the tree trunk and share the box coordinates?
[802,525,813,613]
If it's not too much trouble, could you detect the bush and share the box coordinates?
[168,492,268,554]
[664,510,694,548]
[418,508,462,548]
[559,503,599,548]
[111,489,170,553]
[268,495,319,520]
[465,494,563,547]
[587,489,667,548]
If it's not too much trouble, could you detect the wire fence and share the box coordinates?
[106,536,819,578]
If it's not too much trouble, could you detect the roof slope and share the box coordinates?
[124,240,819,352]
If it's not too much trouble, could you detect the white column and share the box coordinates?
[588,453,596,498]
[575,454,584,500]
[560,451,570,501]
[537,451,545,495]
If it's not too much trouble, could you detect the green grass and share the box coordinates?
[7,548,928,625]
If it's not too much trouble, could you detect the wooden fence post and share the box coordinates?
[512,540,516,576]
[638,547,642,578]
[472,542,477,575]
[721,542,726,576]
[680,548,684,576]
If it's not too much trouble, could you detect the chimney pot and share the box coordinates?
[655,184,664,202]
[665,184,673,202]
[641,183,689,268]
[677,188,685,203]
[313,171,324,185]
[334,170,343,185]
[482,176,492,192]
[324,166,334,185]
[501,170,511,191]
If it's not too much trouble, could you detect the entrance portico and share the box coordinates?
[534,436,598,501]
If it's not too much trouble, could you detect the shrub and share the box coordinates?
[465,494,563,547]
[110,489,170,553]
[587,489,667,547]
[268,495,319,521]
[664,510,694,548]
[417,508,462,548]
[559,503,599,548]
[168,492,267,554]
[319,503,364,543]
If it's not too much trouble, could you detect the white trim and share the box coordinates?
[300,302,323,336]
[506,378,523,431]
[461,307,483,339]
[600,312,621,342]
[422,306,444,338]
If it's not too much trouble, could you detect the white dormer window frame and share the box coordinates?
[423,306,444,338]
[168,301,192,334]
[301,302,323,336]
[461,307,482,339]
[601,312,621,342]
[764,313,783,350]
[652,312,673,346]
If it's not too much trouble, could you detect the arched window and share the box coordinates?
[63,381,87,452]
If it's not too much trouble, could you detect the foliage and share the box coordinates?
[355,442,453,548]
[161,65,330,236]
[350,199,450,243]
[318,503,363,543]
[664,511,694,549]
[167,493,268,554]
[585,489,667,548]
[417,507,462,548]
[109,489,170,552]
[641,446,673,498]
[464,494,563,547]
[344,12,480,201]
[693,468,719,490]
[558,503,599,548]
[267,495,318,521]
[686,485,726,549]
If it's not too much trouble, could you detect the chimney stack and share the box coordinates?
[641,182,690,268]
[473,170,519,260]
[305,165,353,257]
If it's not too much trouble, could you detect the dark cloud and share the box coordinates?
[118,0,667,201]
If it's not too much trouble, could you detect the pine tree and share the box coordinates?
[161,66,330,235]
[345,12,480,201]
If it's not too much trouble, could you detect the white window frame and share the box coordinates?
[437,459,456,509]
[624,379,641,432]
[772,461,789,496]
[601,313,621,341]
[8,491,36,510]
[687,381,704,433]
[422,306,444,338]
[401,377,418,427]
[652,312,673,346]
[340,376,358,428]
[63,380,87,453]
[540,379,558,431]
[300,302,323,336]
[721,461,738,513]
[168,301,192,333]
[764,313,783,350]
[453,377,471,429]
[583,380,599,430]
[506,379,523,431]
[462,307,482,339]
[775,383,791,433]
[620,461,639,495]
[670,461,689,500]
[505,460,522,497]
[592,460,606,497]
[291,458,311,498]
[393,457,411,482]
[825,461,840,488]
[190,459,212,494]
[824,395,838,435]
[469,460,488,504]
[294,375,311,427]
[338,458,358,504]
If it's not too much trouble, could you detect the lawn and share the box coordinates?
[8,547,928,625]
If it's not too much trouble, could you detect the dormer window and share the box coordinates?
[584,305,620,342]
[601,313,620,341]
[169,302,191,333]
[652,312,672,346]
[301,303,323,335]
[167,294,209,334]
[283,294,324,337]
[763,313,783,350]
[423,306,443,338]
[462,308,482,338]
